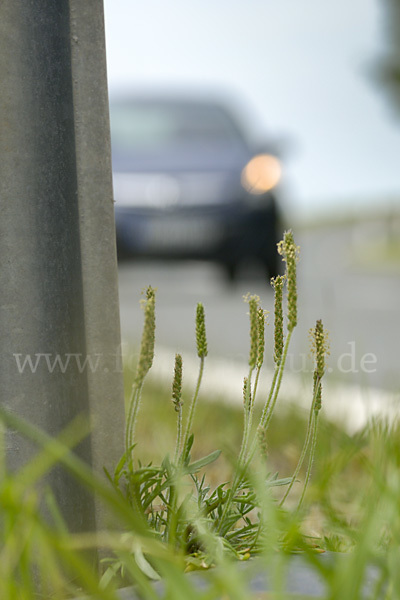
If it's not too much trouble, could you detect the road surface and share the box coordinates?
[118,223,400,396]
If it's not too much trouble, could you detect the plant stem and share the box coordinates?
[297,415,319,511]
[244,330,293,472]
[240,366,255,466]
[279,387,318,507]
[217,365,254,535]
[165,464,179,545]
[219,330,294,536]
[180,357,205,465]
[252,365,262,408]
[260,329,292,431]
[125,383,143,460]
[174,404,183,465]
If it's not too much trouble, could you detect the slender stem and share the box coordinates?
[165,466,179,544]
[297,415,319,512]
[252,365,262,407]
[279,411,315,507]
[243,330,293,472]
[125,383,142,459]
[180,357,205,464]
[217,365,254,534]
[218,330,294,534]
[258,365,279,431]
[165,485,177,544]
[174,405,183,464]
[241,366,255,464]
[260,330,292,431]
[279,382,320,508]
[247,363,262,455]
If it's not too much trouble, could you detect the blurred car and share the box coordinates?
[110,94,283,280]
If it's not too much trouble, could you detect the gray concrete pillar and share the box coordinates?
[0,0,124,534]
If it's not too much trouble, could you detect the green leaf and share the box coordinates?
[134,545,161,581]
[103,466,114,485]
[113,450,130,485]
[186,450,221,474]
[99,561,122,589]
[161,453,172,472]
[182,434,194,464]
[267,476,294,487]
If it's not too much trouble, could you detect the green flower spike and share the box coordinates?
[257,425,268,460]
[243,376,251,412]
[271,275,285,364]
[310,319,329,413]
[172,353,184,463]
[257,307,267,369]
[172,353,183,412]
[126,286,156,458]
[135,286,156,386]
[245,294,259,368]
[195,303,208,359]
[277,230,299,332]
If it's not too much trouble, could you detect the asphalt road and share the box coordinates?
[118,223,400,393]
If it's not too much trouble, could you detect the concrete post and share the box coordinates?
[0,0,124,534]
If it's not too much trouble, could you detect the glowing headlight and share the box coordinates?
[241,154,282,195]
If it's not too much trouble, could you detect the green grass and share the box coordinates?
[110,373,400,596]
[1,357,399,599]
[125,373,372,538]
[1,406,397,598]
[2,227,400,599]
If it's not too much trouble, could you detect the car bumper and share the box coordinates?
[115,196,279,263]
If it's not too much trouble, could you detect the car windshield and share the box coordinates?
[110,100,245,152]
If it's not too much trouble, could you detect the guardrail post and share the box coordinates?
[0,0,124,535]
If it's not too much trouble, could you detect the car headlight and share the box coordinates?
[241,154,282,194]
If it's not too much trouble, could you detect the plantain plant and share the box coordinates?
[105,230,329,581]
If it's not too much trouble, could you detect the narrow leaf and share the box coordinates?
[186,450,221,473]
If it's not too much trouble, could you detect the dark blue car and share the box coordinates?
[110,95,283,280]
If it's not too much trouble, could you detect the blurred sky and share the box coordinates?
[104,0,400,219]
